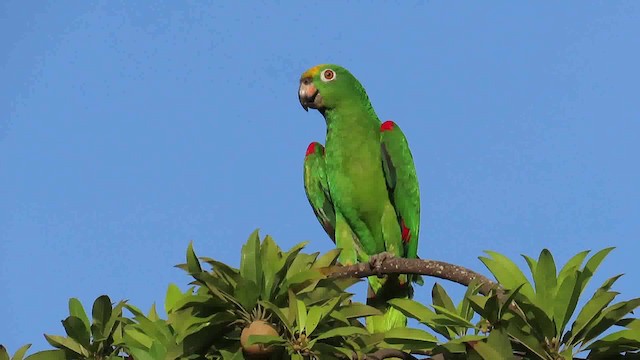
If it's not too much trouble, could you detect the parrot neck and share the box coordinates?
[322,104,380,130]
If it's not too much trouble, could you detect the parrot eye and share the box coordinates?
[320,69,336,82]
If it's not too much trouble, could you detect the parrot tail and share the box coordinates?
[365,274,412,333]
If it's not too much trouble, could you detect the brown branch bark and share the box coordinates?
[326,257,497,295]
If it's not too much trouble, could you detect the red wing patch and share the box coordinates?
[401,219,411,244]
[305,142,318,157]
[380,120,396,132]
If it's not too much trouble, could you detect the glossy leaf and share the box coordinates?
[44,335,89,357]
[164,283,183,314]
[432,283,456,313]
[240,229,263,295]
[577,247,615,294]
[234,278,259,311]
[570,291,618,343]
[68,298,90,335]
[246,335,286,346]
[313,326,368,341]
[23,350,66,360]
[480,251,534,300]
[61,316,90,349]
[553,271,578,335]
[91,295,112,339]
[557,250,589,284]
[469,327,512,360]
[339,303,382,319]
[384,328,437,343]
[582,298,640,344]
[9,344,31,360]
[186,241,202,274]
[534,249,557,314]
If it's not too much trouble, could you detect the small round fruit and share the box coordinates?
[241,320,279,358]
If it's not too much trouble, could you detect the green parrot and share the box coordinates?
[299,64,421,332]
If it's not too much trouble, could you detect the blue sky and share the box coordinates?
[1,1,639,353]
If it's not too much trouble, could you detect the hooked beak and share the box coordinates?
[298,78,322,111]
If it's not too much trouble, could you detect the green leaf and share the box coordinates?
[432,283,457,313]
[518,301,556,340]
[123,327,154,349]
[467,295,488,318]
[128,348,156,360]
[286,269,325,287]
[458,278,483,322]
[148,341,167,359]
[313,326,368,341]
[312,248,341,269]
[44,335,89,357]
[246,335,286,346]
[582,298,640,344]
[186,241,202,274]
[102,300,126,341]
[522,254,537,275]
[388,298,436,323]
[260,234,281,299]
[234,278,259,311]
[68,298,90,335]
[305,305,323,336]
[469,327,512,360]
[286,253,318,281]
[62,316,91,349]
[261,301,292,333]
[384,328,437,343]
[504,316,549,359]
[430,305,475,328]
[553,271,578,335]
[569,290,618,344]
[219,349,245,360]
[8,344,31,360]
[480,251,534,300]
[339,303,382,319]
[557,250,589,284]
[240,229,263,295]
[296,298,307,331]
[578,247,615,294]
[164,283,183,314]
[534,249,557,315]
[91,295,112,339]
[0,346,7,360]
[23,350,66,360]
[596,274,624,294]
[200,257,240,286]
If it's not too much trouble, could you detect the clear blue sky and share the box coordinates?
[1,2,639,353]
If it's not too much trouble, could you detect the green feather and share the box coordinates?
[300,64,421,332]
[303,142,336,243]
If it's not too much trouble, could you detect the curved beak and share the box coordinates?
[298,78,321,112]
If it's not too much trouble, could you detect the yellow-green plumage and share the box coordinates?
[299,64,420,333]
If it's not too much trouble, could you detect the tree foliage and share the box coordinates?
[3,230,639,359]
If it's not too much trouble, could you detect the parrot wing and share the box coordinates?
[380,121,421,262]
[303,142,337,243]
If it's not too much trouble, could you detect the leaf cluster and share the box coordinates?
[3,233,639,360]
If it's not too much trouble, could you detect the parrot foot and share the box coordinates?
[368,252,395,278]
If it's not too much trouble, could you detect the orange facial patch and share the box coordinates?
[301,64,326,80]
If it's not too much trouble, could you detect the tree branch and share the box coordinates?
[326,257,497,295]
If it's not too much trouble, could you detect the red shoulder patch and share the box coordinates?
[305,142,318,157]
[380,121,396,132]
[401,219,411,244]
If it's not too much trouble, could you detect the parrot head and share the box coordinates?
[298,64,369,112]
